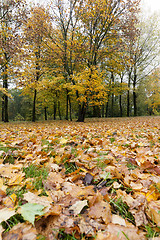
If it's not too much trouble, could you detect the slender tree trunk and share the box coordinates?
[56,91,61,120]
[32,89,37,122]
[2,62,9,122]
[105,101,109,117]
[101,104,104,118]
[133,72,137,116]
[127,72,131,117]
[65,89,69,120]
[119,74,123,117]
[119,95,122,117]
[111,72,114,118]
[44,107,47,120]
[58,100,62,120]
[68,95,72,121]
[2,95,4,122]
[54,100,57,120]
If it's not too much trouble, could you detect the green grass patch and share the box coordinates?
[63,162,78,174]
[127,162,138,170]
[145,225,160,238]
[110,197,135,225]
[23,164,49,195]
[1,214,24,232]
[110,137,115,144]
[6,186,27,205]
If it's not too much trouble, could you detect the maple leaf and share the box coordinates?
[20,203,45,225]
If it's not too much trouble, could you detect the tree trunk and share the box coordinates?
[111,72,114,118]
[65,89,69,120]
[133,73,137,116]
[69,95,72,121]
[3,65,9,122]
[2,95,4,122]
[119,95,122,117]
[127,72,131,117]
[119,74,123,117]
[44,107,47,120]
[58,100,62,120]
[54,101,57,120]
[32,89,37,122]
[101,104,105,118]
[105,101,109,117]
[77,102,86,122]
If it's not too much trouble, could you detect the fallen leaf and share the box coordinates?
[0,208,16,223]
[20,203,45,225]
[69,200,88,216]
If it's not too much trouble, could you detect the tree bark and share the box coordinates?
[133,70,137,116]
[69,95,72,121]
[54,100,57,120]
[111,72,114,118]
[65,89,69,120]
[101,104,105,118]
[77,102,86,122]
[119,74,123,117]
[3,63,9,122]
[105,101,109,118]
[44,107,47,120]
[127,71,131,117]
[32,89,37,122]
[58,100,62,120]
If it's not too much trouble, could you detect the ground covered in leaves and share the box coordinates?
[0,117,160,240]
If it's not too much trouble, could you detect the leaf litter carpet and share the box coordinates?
[0,117,160,239]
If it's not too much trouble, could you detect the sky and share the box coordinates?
[31,0,160,15]
[141,0,160,14]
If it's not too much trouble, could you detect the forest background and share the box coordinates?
[1,0,160,122]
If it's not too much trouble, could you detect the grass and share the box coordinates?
[1,214,24,232]
[23,164,49,195]
[110,197,135,225]
[58,230,82,240]
[96,157,108,169]
[6,186,27,205]
[0,145,18,164]
[63,161,78,174]
[110,137,115,144]
[127,162,138,170]
[145,225,160,238]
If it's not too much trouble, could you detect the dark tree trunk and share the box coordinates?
[119,74,123,117]
[101,104,105,118]
[111,72,114,118]
[127,72,131,117]
[2,95,4,122]
[77,102,86,122]
[58,100,62,120]
[54,101,57,120]
[69,95,72,121]
[65,89,69,120]
[105,101,109,117]
[2,63,9,122]
[44,107,47,120]
[111,93,114,117]
[133,75,137,116]
[119,95,122,117]
[32,89,37,122]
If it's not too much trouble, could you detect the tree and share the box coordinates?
[17,5,51,122]
[0,0,27,122]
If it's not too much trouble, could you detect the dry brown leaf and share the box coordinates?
[69,200,88,216]
[147,201,160,226]
[88,200,111,224]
